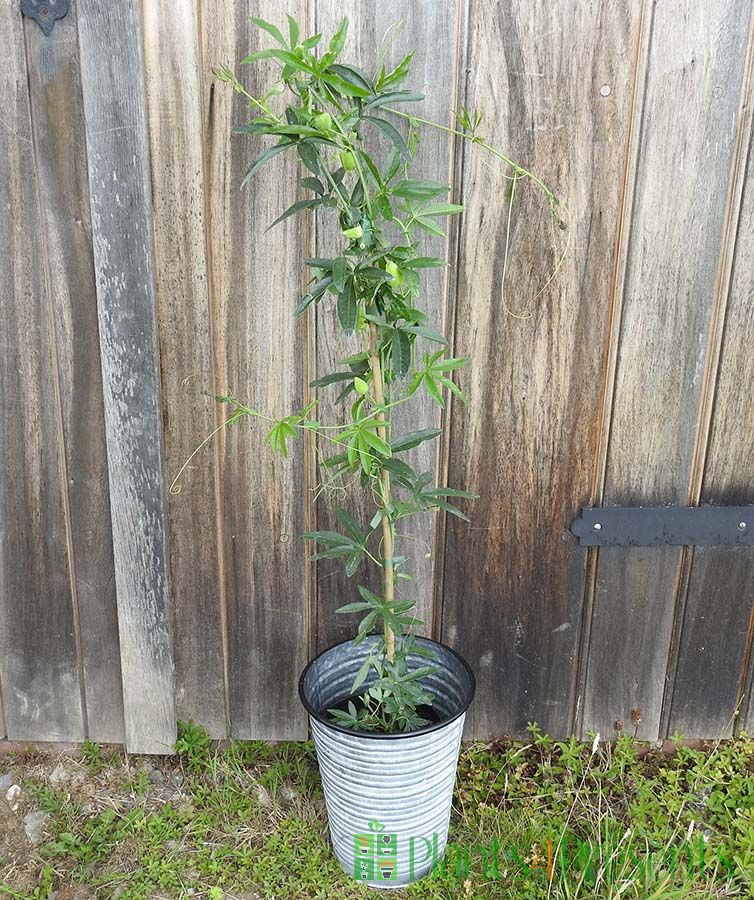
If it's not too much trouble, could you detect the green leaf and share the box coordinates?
[336,506,364,542]
[433,499,471,522]
[240,141,293,188]
[287,14,299,47]
[345,550,363,577]
[392,329,411,378]
[297,141,322,176]
[309,371,354,388]
[420,203,465,217]
[300,176,325,194]
[303,530,354,547]
[356,267,392,282]
[352,656,372,692]
[241,49,315,73]
[330,64,373,94]
[392,179,449,200]
[301,33,323,50]
[364,116,410,161]
[433,356,469,371]
[332,256,348,293]
[403,257,447,268]
[364,90,425,110]
[423,374,445,407]
[361,429,392,457]
[424,487,479,499]
[335,601,372,614]
[328,17,349,55]
[249,16,287,47]
[295,294,315,316]
[358,609,379,635]
[391,429,442,453]
[414,217,446,237]
[382,458,417,481]
[403,325,447,344]
[266,198,319,231]
[321,71,371,99]
[337,279,357,334]
[377,52,414,90]
[358,585,384,606]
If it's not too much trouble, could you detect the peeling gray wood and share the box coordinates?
[202,0,309,739]
[443,0,641,738]
[585,0,754,741]
[24,0,124,744]
[77,0,175,753]
[313,0,459,651]
[0,2,84,742]
[142,0,227,738]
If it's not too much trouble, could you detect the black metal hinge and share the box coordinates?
[571,506,754,547]
[21,0,69,36]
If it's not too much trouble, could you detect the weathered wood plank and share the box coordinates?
[443,0,641,738]
[312,0,459,651]
[584,0,754,741]
[202,0,309,739]
[142,0,227,738]
[668,117,754,738]
[77,0,176,753]
[23,1,124,744]
[0,3,84,741]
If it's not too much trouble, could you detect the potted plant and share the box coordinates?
[203,15,558,888]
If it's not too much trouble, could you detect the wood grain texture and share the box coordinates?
[142,0,227,738]
[584,0,754,741]
[443,0,641,738]
[0,3,84,741]
[668,126,754,738]
[23,3,124,743]
[77,0,176,753]
[202,0,309,739]
[312,0,460,651]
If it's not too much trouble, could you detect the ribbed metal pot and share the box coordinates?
[299,635,475,888]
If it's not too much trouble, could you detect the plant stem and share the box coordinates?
[382,106,558,203]
[367,321,395,662]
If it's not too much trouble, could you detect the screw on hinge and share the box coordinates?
[592,522,602,531]
[739,522,748,530]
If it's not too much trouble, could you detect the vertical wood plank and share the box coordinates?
[443,0,641,738]
[77,0,176,753]
[0,3,84,741]
[583,0,753,741]
[202,0,309,739]
[668,130,754,738]
[312,0,460,651]
[23,1,124,743]
[142,0,227,738]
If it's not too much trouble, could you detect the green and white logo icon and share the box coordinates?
[354,820,397,881]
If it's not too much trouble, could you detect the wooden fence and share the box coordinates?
[2,0,754,753]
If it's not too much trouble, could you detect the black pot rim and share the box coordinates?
[298,635,476,740]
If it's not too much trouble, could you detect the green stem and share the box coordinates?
[382,106,558,203]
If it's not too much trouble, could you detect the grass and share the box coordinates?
[0,725,752,899]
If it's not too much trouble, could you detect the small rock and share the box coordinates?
[0,772,15,792]
[24,810,50,845]
[172,772,184,787]
[49,762,69,787]
[80,804,93,816]
[279,784,298,806]
[6,784,21,810]
[253,783,272,808]
[148,768,164,785]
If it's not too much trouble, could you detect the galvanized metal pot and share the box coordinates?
[299,635,475,888]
